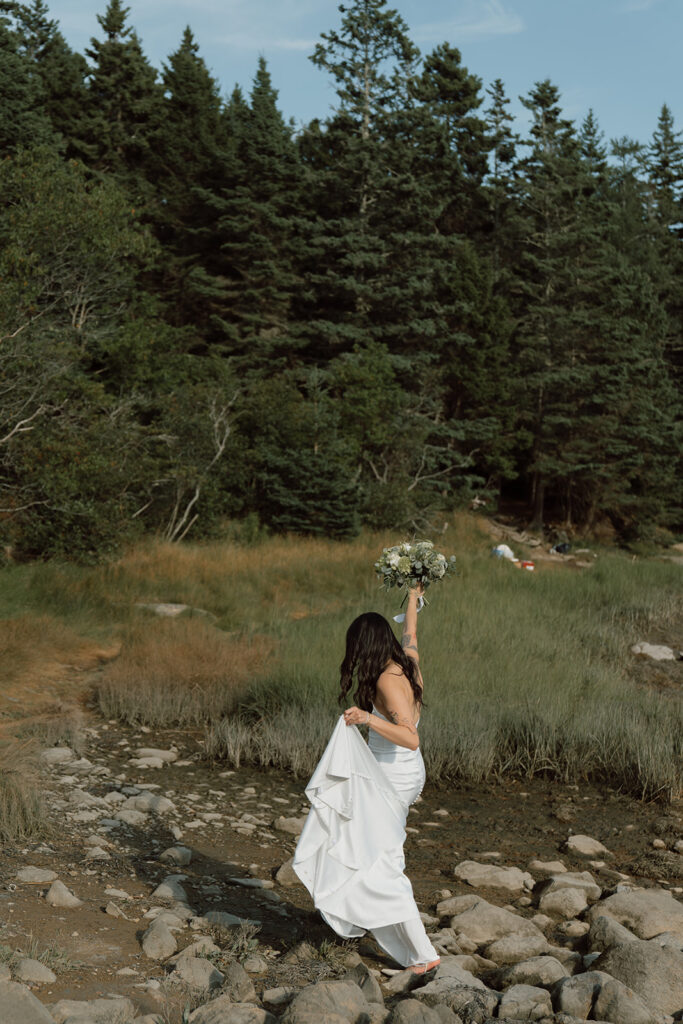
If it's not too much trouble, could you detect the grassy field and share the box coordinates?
[1,516,681,814]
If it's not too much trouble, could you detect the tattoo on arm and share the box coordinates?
[387,708,418,735]
[401,631,418,654]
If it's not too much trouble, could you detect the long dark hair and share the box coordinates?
[339,611,423,712]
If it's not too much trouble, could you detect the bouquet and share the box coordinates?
[374,540,456,597]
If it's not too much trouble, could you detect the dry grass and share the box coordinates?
[0,614,87,681]
[97,617,272,727]
[0,741,45,842]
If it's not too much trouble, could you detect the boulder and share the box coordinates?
[45,880,82,908]
[593,976,659,1024]
[16,867,58,884]
[447,897,545,946]
[436,894,480,918]
[172,957,224,992]
[160,845,193,866]
[280,980,369,1023]
[484,932,549,965]
[343,962,384,1004]
[536,870,601,902]
[14,958,57,985]
[141,918,177,960]
[538,888,588,919]
[50,996,136,1022]
[489,955,568,991]
[594,938,683,1016]
[387,1001,446,1023]
[498,983,553,1020]
[552,970,612,1018]
[150,874,189,902]
[0,980,55,1023]
[383,970,421,995]
[415,978,498,1017]
[40,747,74,764]
[588,914,638,952]
[453,860,534,895]
[565,835,609,857]
[123,792,175,814]
[221,961,257,1003]
[190,1003,276,1024]
[631,642,675,660]
[587,886,683,941]
[527,860,567,877]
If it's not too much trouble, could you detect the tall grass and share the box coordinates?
[1,518,681,799]
[0,743,44,842]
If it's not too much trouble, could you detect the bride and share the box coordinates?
[293,586,440,975]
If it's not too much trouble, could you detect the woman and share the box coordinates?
[293,587,440,975]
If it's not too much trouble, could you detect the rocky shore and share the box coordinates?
[1,721,681,1024]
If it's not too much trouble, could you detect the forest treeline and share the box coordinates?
[1,0,681,559]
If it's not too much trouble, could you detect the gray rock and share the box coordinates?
[123,792,175,814]
[594,938,683,1015]
[115,808,148,826]
[135,747,178,761]
[588,914,639,952]
[631,642,675,660]
[45,880,83,908]
[447,898,545,945]
[14,958,57,984]
[388,1000,447,1024]
[50,996,136,1022]
[203,910,248,928]
[160,844,193,866]
[552,971,612,1019]
[190,1004,276,1024]
[41,747,74,764]
[141,917,177,959]
[593,976,659,1024]
[484,932,549,965]
[498,983,552,1020]
[263,987,299,1009]
[536,870,601,902]
[587,887,683,941]
[0,980,55,1023]
[150,874,189,902]
[565,835,609,857]
[16,866,58,884]
[0,964,10,982]
[221,961,257,1003]
[383,969,421,995]
[280,980,369,1023]
[488,956,568,991]
[415,980,498,1018]
[275,858,301,886]
[242,953,268,973]
[344,962,384,1004]
[172,956,224,992]
[273,815,307,836]
[527,860,567,877]
[453,861,534,895]
[538,888,588,919]
[436,895,482,918]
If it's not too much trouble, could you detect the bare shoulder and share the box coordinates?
[376,664,412,703]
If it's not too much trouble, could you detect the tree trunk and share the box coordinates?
[529,471,545,531]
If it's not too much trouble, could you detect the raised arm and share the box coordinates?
[401,585,422,664]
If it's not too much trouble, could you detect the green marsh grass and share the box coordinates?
[0,519,680,800]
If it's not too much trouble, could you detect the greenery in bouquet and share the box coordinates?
[374,540,457,594]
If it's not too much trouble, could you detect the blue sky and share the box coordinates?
[46,0,680,148]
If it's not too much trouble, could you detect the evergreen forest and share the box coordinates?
[1,0,681,559]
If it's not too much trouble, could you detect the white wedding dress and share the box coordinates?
[292,710,438,967]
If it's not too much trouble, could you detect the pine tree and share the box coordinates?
[81,0,161,191]
[145,26,228,328]
[0,7,55,152]
[187,58,305,368]
[9,0,88,152]
[484,78,519,285]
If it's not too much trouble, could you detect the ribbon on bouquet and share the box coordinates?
[393,594,424,623]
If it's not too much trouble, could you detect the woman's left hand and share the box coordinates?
[343,706,370,727]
